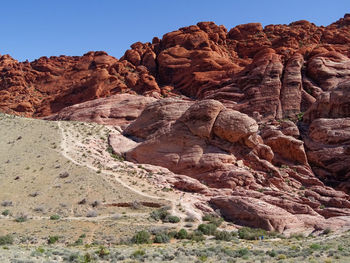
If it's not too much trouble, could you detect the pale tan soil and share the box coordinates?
[57,118,206,221]
[0,113,192,244]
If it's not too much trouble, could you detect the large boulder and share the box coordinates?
[210,196,305,233]
[45,94,156,126]
[304,118,350,192]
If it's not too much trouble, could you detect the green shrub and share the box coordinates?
[15,215,27,222]
[198,255,208,262]
[0,235,13,245]
[150,207,180,223]
[236,248,249,257]
[175,229,188,239]
[96,246,110,258]
[73,238,83,246]
[131,249,145,258]
[107,146,125,161]
[164,215,180,223]
[36,247,45,253]
[48,235,59,244]
[238,227,279,240]
[153,233,170,243]
[150,208,170,221]
[214,230,233,241]
[197,223,217,235]
[296,112,304,121]
[50,214,60,220]
[322,228,332,235]
[202,214,223,227]
[131,230,151,244]
[82,253,92,262]
[1,210,10,216]
[188,231,205,242]
[310,243,321,250]
[168,231,177,238]
[267,250,277,257]
[289,233,304,240]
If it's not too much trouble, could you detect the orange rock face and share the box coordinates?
[0,52,161,117]
[2,15,350,119]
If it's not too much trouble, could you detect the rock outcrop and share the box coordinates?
[2,15,350,120]
[2,15,350,233]
[45,94,156,127]
[303,80,350,193]
[110,98,350,233]
[0,52,161,117]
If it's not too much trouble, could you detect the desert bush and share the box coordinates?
[50,214,60,220]
[163,215,180,223]
[131,230,151,244]
[175,229,188,239]
[33,206,46,213]
[214,230,234,241]
[91,200,101,208]
[0,235,13,245]
[96,246,110,258]
[197,223,217,235]
[153,232,170,243]
[150,207,170,221]
[48,235,59,244]
[184,216,197,222]
[1,200,13,207]
[267,250,277,257]
[322,228,332,235]
[188,231,205,242]
[167,231,178,239]
[86,210,98,217]
[149,226,171,235]
[238,227,279,240]
[131,249,145,258]
[289,233,305,240]
[59,171,69,178]
[149,206,179,223]
[15,214,28,222]
[310,243,322,250]
[2,209,10,216]
[73,238,83,246]
[236,248,250,258]
[202,214,223,227]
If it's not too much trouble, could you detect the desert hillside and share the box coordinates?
[1,14,350,262]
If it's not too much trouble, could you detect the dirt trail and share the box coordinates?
[56,121,203,223]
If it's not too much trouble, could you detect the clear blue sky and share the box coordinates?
[1,0,349,62]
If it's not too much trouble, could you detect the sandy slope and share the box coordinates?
[0,113,189,244]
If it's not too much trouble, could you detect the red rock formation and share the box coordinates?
[303,80,350,193]
[2,15,350,232]
[111,98,350,232]
[44,94,156,127]
[0,52,161,117]
[2,15,350,120]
